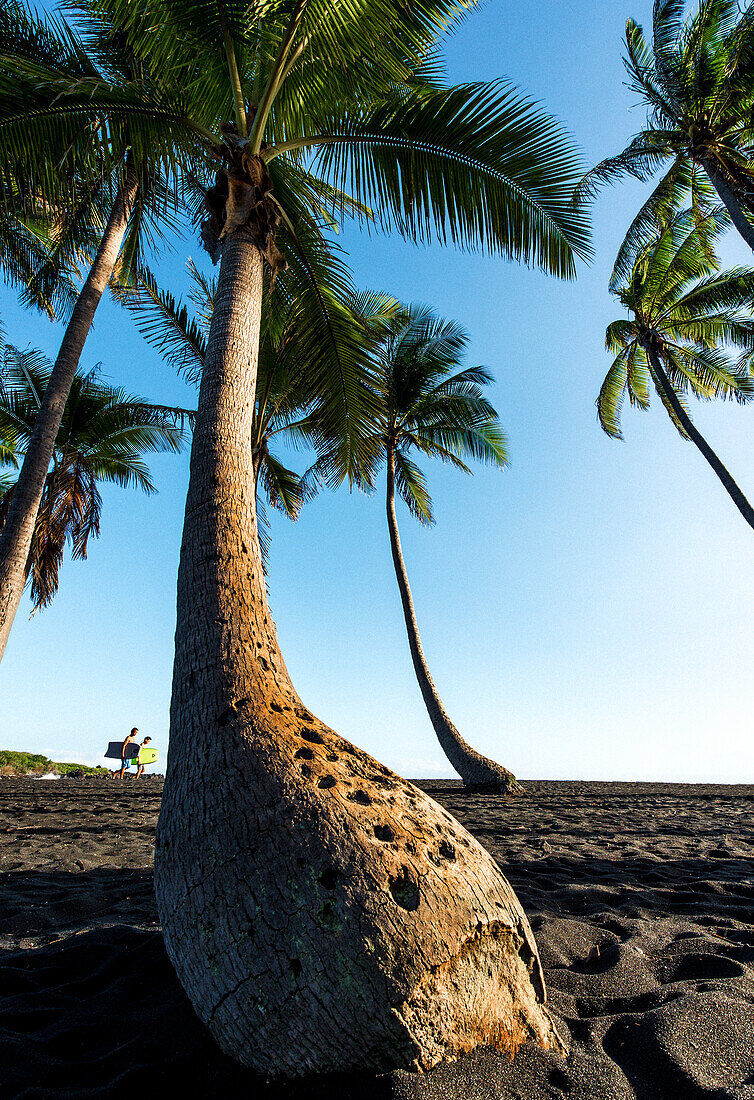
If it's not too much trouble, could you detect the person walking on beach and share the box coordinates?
[116,728,139,779]
[134,736,153,779]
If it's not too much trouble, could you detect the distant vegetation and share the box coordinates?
[0,749,108,777]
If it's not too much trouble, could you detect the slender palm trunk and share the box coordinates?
[702,158,754,252]
[386,451,521,791]
[154,229,560,1077]
[0,165,138,660]
[643,339,754,531]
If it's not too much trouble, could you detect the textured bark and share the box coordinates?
[0,166,139,661]
[155,230,561,1078]
[386,452,521,793]
[643,339,754,532]
[702,158,754,252]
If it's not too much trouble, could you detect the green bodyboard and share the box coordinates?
[138,747,159,765]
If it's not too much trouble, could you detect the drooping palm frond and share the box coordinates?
[393,448,433,525]
[186,258,216,333]
[609,160,723,291]
[274,80,592,275]
[121,270,207,385]
[258,450,306,520]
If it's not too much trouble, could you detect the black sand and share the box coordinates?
[1,777,752,1099]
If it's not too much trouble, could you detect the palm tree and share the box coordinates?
[579,0,754,251]
[28,0,590,1073]
[0,335,192,608]
[601,206,754,527]
[0,0,197,658]
[347,306,522,791]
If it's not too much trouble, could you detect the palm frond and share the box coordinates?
[393,448,433,525]
[292,80,591,274]
[120,270,206,385]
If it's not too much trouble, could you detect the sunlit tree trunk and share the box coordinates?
[386,450,521,792]
[643,339,754,531]
[0,165,139,660]
[702,158,754,253]
[154,229,561,1077]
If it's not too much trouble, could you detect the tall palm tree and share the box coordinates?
[30,0,590,1073]
[0,336,192,608]
[348,306,521,792]
[0,0,196,657]
[579,0,754,251]
[601,206,754,527]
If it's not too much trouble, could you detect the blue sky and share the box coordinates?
[2,0,753,782]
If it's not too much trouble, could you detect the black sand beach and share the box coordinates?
[1,777,752,1099]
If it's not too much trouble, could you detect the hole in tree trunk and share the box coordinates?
[300,728,324,745]
[319,867,339,890]
[389,869,420,911]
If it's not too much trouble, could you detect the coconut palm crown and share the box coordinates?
[579,0,754,252]
[601,205,754,529]
[370,307,508,517]
[0,336,192,609]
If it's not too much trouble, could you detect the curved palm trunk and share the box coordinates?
[701,158,754,252]
[643,340,754,531]
[0,166,138,660]
[386,451,521,792]
[155,229,561,1077]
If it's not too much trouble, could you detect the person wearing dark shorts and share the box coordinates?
[117,728,139,779]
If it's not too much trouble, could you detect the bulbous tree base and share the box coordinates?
[456,756,524,795]
[465,777,525,795]
[155,705,560,1078]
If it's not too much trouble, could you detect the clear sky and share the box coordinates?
[2,0,753,783]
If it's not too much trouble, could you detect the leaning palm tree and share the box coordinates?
[345,306,522,791]
[601,206,754,528]
[0,338,192,608]
[0,0,196,658]
[579,0,754,251]
[35,0,591,1073]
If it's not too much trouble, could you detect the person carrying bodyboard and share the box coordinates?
[116,728,139,779]
[134,736,159,778]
